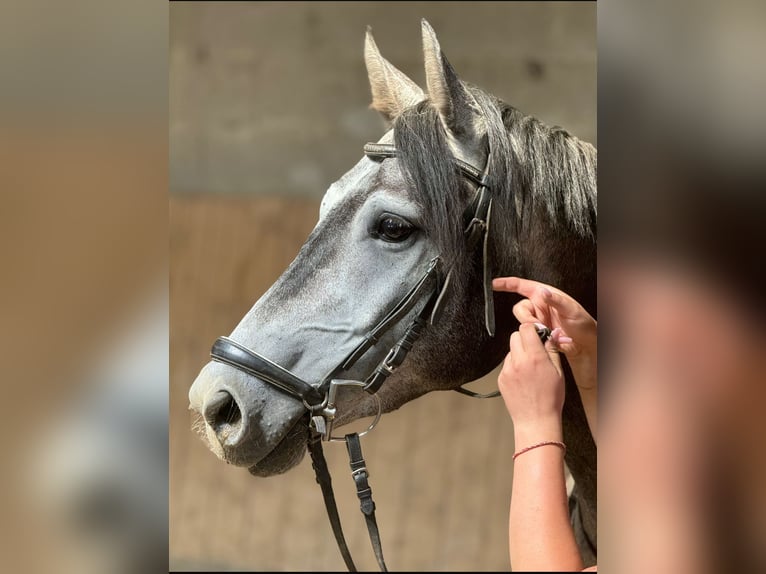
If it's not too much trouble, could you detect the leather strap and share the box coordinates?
[211,337,324,407]
[368,141,497,338]
[364,142,484,186]
[482,198,495,335]
[337,258,440,373]
[308,433,357,571]
[464,183,495,337]
[308,430,389,572]
[363,306,429,394]
[346,433,388,572]
[454,386,501,399]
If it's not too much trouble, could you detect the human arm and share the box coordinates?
[500,323,584,572]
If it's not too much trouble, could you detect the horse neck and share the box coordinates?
[492,209,596,319]
[491,133,597,317]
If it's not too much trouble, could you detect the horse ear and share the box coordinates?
[421,19,482,141]
[365,26,425,123]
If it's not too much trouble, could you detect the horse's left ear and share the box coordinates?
[421,19,483,143]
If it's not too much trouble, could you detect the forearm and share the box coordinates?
[568,353,598,444]
[509,420,583,572]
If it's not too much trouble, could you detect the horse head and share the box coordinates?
[188,21,596,496]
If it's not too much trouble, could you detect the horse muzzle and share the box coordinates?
[189,360,307,470]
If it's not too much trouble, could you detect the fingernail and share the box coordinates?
[542,287,553,299]
[534,322,548,331]
[559,336,573,344]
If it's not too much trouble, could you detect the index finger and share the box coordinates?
[492,276,543,298]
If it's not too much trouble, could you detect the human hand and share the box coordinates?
[493,277,597,365]
[498,323,565,434]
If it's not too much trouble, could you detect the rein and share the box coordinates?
[209,141,497,571]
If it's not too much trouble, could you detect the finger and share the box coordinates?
[544,339,563,377]
[531,291,553,326]
[500,350,513,373]
[551,327,574,346]
[542,286,588,320]
[492,276,543,298]
[509,330,523,358]
[512,299,538,323]
[519,322,544,355]
[512,290,552,326]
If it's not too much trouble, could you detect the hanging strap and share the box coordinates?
[308,430,389,571]
[308,434,357,571]
[454,387,501,399]
[346,432,388,572]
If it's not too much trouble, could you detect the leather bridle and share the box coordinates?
[209,141,497,571]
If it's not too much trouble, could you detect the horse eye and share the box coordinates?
[376,215,414,242]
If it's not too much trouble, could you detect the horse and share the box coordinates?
[189,20,597,567]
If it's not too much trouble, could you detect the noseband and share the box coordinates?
[209,141,496,571]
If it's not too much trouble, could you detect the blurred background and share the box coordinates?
[0,1,167,573]
[170,1,595,571]
[599,0,766,572]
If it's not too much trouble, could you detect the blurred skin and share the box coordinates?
[493,277,597,572]
[599,0,766,571]
[600,254,766,574]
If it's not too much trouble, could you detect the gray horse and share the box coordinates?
[189,20,597,565]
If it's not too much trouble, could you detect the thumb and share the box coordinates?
[544,339,563,377]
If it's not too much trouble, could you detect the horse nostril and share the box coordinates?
[202,390,243,445]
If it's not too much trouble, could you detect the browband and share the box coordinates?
[363,142,485,185]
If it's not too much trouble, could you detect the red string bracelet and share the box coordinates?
[513,440,566,461]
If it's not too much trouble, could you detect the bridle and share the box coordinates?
[209,140,498,571]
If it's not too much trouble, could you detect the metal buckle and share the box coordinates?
[466,217,487,234]
[314,379,382,442]
[351,466,368,479]
[380,349,398,374]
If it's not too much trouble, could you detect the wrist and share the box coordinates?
[564,342,596,365]
[512,416,563,447]
[567,351,597,391]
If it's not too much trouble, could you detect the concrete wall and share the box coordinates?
[170,1,596,196]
